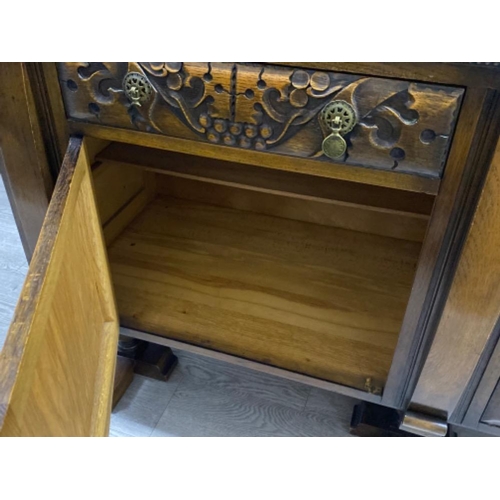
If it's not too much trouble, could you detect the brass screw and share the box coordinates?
[364,377,373,393]
[364,377,382,395]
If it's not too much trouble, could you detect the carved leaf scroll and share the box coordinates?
[57,62,464,178]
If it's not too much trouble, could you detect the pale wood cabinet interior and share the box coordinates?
[90,137,433,396]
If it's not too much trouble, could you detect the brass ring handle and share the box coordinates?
[320,100,357,159]
[123,72,152,107]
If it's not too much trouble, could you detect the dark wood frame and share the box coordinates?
[0,63,68,260]
[383,88,500,409]
[461,321,500,436]
[409,133,500,428]
[2,62,500,427]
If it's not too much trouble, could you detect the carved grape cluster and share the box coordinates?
[142,62,184,91]
[289,69,332,106]
[199,114,273,150]
[164,63,183,90]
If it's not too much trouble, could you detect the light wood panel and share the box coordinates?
[156,174,428,242]
[410,135,500,418]
[0,137,119,437]
[97,143,436,215]
[108,195,422,392]
[91,160,156,246]
[92,161,146,225]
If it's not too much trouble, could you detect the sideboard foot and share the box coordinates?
[350,402,417,437]
[118,335,178,382]
[134,342,178,381]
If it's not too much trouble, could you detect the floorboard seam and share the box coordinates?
[150,380,183,436]
[301,386,312,412]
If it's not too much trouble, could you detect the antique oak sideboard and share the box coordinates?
[0,63,499,437]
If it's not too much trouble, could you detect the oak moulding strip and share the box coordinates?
[120,327,383,404]
[69,121,440,196]
[273,63,500,90]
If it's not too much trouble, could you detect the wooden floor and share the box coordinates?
[0,176,358,436]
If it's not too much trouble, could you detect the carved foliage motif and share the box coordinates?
[57,63,464,178]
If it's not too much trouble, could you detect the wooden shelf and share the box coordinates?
[107,195,422,392]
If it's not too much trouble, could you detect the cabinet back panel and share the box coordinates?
[156,174,429,242]
[98,143,436,215]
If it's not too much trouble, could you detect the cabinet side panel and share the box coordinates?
[410,135,500,418]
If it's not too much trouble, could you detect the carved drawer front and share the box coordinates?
[57,63,464,179]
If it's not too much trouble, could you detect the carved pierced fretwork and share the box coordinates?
[57,63,464,178]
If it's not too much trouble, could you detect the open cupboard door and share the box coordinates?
[0,137,119,436]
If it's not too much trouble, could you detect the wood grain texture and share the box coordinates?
[0,63,54,259]
[383,88,496,408]
[25,63,69,178]
[0,137,119,437]
[91,159,156,245]
[39,63,70,162]
[108,194,421,392]
[92,161,146,225]
[97,143,435,215]
[58,62,463,179]
[102,186,155,246]
[156,173,428,242]
[71,122,440,194]
[410,135,500,418]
